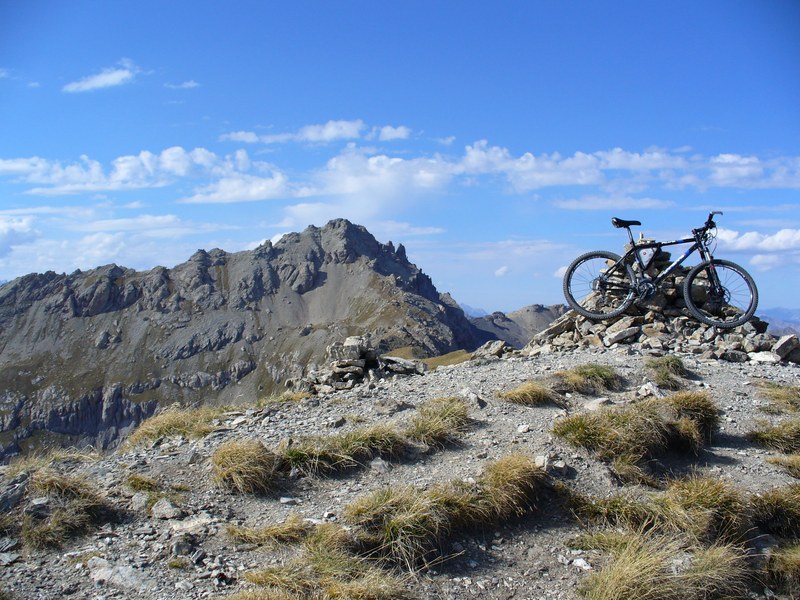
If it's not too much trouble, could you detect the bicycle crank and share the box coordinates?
[636,278,657,299]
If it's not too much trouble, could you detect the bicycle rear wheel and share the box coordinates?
[683,259,758,328]
[563,251,635,320]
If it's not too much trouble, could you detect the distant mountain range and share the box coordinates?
[469,305,568,348]
[758,308,800,336]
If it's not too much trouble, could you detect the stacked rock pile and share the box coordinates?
[525,244,800,364]
[289,336,427,394]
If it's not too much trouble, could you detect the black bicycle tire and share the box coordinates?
[563,250,635,320]
[682,259,758,329]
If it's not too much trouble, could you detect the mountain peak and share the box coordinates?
[0,220,489,461]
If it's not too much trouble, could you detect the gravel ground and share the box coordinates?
[1,346,799,600]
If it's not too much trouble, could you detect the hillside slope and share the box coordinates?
[0,219,489,459]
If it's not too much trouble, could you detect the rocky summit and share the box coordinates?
[0,219,489,461]
[0,343,798,599]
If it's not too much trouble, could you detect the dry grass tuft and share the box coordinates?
[344,453,547,570]
[554,363,624,395]
[750,484,800,538]
[21,468,114,549]
[645,355,688,390]
[553,400,670,463]
[126,473,161,492]
[281,424,407,476]
[553,392,719,482]
[479,453,548,520]
[404,396,469,447]
[243,522,406,599]
[757,381,800,413]
[227,513,312,545]
[497,381,563,407]
[766,543,800,594]
[748,419,800,453]
[212,439,280,495]
[344,485,450,569]
[661,476,746,542]
[6,447,101,478]
[568,475,746,544]
[123,406,221,449]
[258,391,311,407]
[768,454,800,478]
[578,531,749,600]
[664,391,719,443]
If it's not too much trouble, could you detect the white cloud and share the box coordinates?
[63,58,140,93]
[0,68,8,79]
[554,266,568,278]
[368,220,445,238]
[179,172,291,204]
[460,141,603,191]
[164,80,199,89]
[261,119,365,144]
[708,154,764,186]
[495,265,509,277]
[312,145,454,198]
[4,147,227,195]
[295,119,365,143]
[553,195,675,210]
[750,253,800,270]
[0,216,37,256]
[376,125,411,141]
[717,227,800,252]
[278,202,341,229]
[222,120,367,145]
[219,131,260,143]
[71,214,212,236]
[595,147,687,170]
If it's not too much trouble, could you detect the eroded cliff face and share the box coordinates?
[0,219,488,459]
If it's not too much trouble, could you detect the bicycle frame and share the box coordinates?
[604,229,714,291]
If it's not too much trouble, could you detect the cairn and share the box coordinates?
[525,243,800,364]
[290,336,427,394]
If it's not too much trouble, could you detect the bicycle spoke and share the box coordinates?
[684,261,758,328]
[563,251,634,319]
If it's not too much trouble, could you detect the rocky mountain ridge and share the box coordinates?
[0,219,489,461]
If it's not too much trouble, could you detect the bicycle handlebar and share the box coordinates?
[693,211,723,236]
[706,210,723,226]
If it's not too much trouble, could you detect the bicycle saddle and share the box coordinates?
[611,217,641,228]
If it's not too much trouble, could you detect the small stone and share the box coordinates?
[572,558,592,570]
[773,335,800,358]
[129,492,149,512]
[638,382,666,398]
[150,498,185,520]
[370,457,391,474]
[584,397,614,411]
[517,424,530,434]
[721,350,748,363]
[280,497,300,505]
[748,351,781,363]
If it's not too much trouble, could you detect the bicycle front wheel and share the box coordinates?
[683,259,758,328]
[563,250,635,320]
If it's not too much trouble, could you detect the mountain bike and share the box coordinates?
[562,211,758,328]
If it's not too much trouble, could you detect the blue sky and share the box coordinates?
[1,1,799,313]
